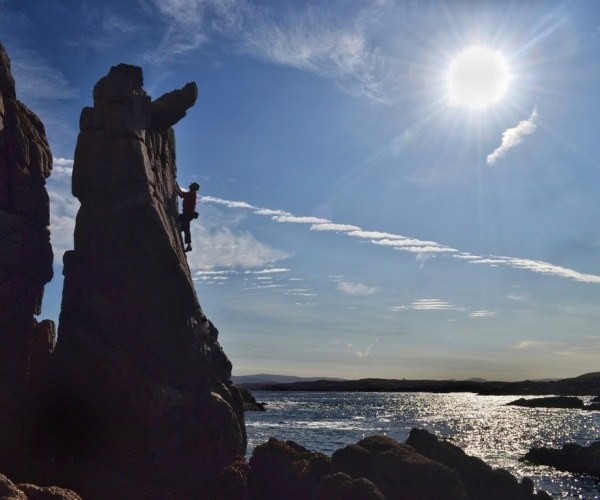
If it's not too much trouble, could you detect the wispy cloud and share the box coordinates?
[311,223,362,232]
[272,215,330,224]
[468,310,497,318]
[487,107,539,165]
[408,299,464,311]
[241,5,386,100]
[348,337,380,359]
[10,48,78,101]
[337,281,378,296]
[245,268,290,274]
[201,195,600,284]
[143,0,387,100]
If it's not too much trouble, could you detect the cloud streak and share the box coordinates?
[337,281,378,296]
[487,107,539,165]
[200,195,600,284]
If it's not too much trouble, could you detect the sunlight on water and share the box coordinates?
[246,392,600,499]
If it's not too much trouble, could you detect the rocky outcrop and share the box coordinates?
[521,441,600,478]
[239,387,267,411]
[507,396,585,409]
[0,473,81,500]
[40,63,245,498]
[406,429,551,500]
[0,41,55,478]
[228,430,548,499]
[507,396,600,410]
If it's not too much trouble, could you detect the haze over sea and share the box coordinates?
[246,392,600,499]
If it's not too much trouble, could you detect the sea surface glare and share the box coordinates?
[245,392,600,499]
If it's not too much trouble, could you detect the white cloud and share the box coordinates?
[272,215,330,224]
[348,230,405,240]
[187,225,290,272]
[371,238,456,253]
[200,195,600,284]
[241,5,386,100]
[143,0,387,100]
[47,177,79,266]
[486,107,539,165]
[52,157,74,177]
[254,208,289,216]
[200,195,256,210]
[310,223,362,232]
[337,281,378,296]
[245,268,290,274]
[468,310,497,318]
[409,299,462,311]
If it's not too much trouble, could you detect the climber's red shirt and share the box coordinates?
[178,190,197,213]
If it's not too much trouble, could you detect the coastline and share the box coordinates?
[240,372,600,396]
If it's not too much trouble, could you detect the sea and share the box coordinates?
[245,391,600,499]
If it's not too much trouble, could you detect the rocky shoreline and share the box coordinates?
[217,428,551,500]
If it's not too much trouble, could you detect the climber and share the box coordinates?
[175,181,200,252]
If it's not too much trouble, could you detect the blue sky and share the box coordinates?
[2,0,599,380]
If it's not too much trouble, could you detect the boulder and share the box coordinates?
[248,438,331,500]
[407,428,551,499]
[315,472,384,500]
[521,441,600,478]
[332,435,468,500]
[40,63,245,498]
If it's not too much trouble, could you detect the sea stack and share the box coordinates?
[48,64,245,498]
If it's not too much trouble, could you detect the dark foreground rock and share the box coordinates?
[31,63,246,498]
[221,429,549,500]
[0,41,57,482]
[0,473,81,500]
[406,428,551,500]
[521,441,600,478]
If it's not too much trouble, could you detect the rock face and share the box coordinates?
[44,64,245,498]
[0,42,55,475]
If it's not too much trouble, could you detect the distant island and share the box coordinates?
[238,372,600,396]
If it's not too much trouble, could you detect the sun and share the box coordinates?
[448,47,510,109]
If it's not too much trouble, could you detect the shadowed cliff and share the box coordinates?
[0,41,56,477]
[43,64,246,498]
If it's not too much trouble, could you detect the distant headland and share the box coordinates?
[237,372,600,396]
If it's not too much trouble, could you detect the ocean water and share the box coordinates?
[245,391,600,499]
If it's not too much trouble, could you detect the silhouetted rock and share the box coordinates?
[0,473,81,499]
[507,396,585,409]
[406,428,551,499]
[591,395,600,403]
[332,435,468,500]
[239,388,267,411]
[0,41,55,480]
[248,438,331,500]
[42,63,245,498]
[315,472,384,499]
[521,441,600,478]
[243,431,547,499]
